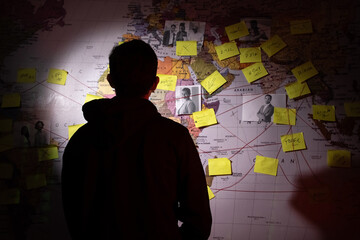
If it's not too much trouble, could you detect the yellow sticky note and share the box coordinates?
[0,188,20,204]
[200,70,227,94]
[47,68,68,85]
[1,93,21,108]
[242,62,268,83]
[176,41,197,56]
[0,163,14,179]
[327,150,351,168]
[273,107,296,125]
[156,74,177,91]
[118,41,124,45]
[192,108,218,128]
[0,119,13,132]
[17,68,36,83]
[0,134,14,152]
[312,105,335,121]
[38,146,59,161]
[290,19,313,35]
[208,158,232,176]
[26,173,47,190]
[285,81,311,99]
[207,186,215,200]
[254,155,279,176]
[68,124,85,139]
[225,21,249,41]
[291,61,318,82]
[215,42,240,61]
[344,102,360,117]
[84,94,103,104]
[281,132,306,152]
[260,35,287,57]
[239,47,261,63]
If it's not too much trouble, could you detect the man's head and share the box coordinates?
[265,94,272,104]
[107,40,158,97]
[170,24,176,32]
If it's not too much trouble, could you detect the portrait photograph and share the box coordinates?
[240,18,271,43]
[175,85,201,115]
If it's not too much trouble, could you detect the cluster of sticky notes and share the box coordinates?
[25,173,47,190]
[1,93,21,108]
[273,107,296,125]
[215,42,239,61]
[192,108,218,128]
[156,74,177,91]
[254,155,279,176]
[327,150,351,168]
[281,132,306,152]
[344,102,360,117]
[285,80,311,99]
[208,158,232,176]
[312,105,335,121]
[84,94,103,104]
[260,35,287,57]
[290,19,313,35]
[225,21,249,41]
[17,68,36,83]
[176,41,197,56]
[207,186,215,200]
[239,47,261,63]
[47,68,68,85]
[242,62,268,83]
[200,70,227,94]
[38,146,59,161]
[291,61,318,82]
[68,123,85,139]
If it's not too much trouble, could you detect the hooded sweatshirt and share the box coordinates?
[61,96,212,240]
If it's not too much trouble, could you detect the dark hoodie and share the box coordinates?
[61,97,212,239]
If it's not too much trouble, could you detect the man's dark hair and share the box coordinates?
[109,40,158,97]
[265,94,272,101]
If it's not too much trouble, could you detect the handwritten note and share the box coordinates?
[291,61,318,82]
[176,41,197,56]
[0,163,13,179]
[290,19,313,35]
[312,105,336,121]
[281,132,306,152]
[47,68,68,85]
[225,21,249,41]
[242,62,268,83]
[254,155,279,176]
[239,47,261,63]
[327,150,351,168]
[0,119,13,132]
[201,70,227,94]
[84,94,103,104]
[344,101,360,117]
[260,35,287,57]
[17,68,36,83]
[192,108,218,128]
[0,188,20,204]
[38,146,59,161]
[68,124,85,139]
[1,93,21,108]
[284,81,311,99]
[215,42,240,61]
[26,173,47,190]
[208,158,232,176]
[207,186,215,200]
[156,74,177,91]
[273,107,296,125]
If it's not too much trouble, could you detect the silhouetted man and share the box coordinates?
[61,40,212,239]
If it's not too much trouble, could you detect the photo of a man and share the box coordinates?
[163,24,177,47]
[257,94,274,123]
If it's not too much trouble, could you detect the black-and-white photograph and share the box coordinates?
[14,120,50,147]
[240,18,271,43]
[176,85,201,115]
[162,20,206,48]
[242,94,286,123]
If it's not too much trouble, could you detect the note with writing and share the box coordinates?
[156,74,177,91]
[260,35,287,57]
[312,105,335,121]
[285,81,311,99]
[327,150,351,168]
[344,101,360,117]
[273,107,296,125]
[0,163,14,179]
[242,62,268,83]
[38,146,59,161]
[26,173,47,190]
[254,155,279,176]
[201,70,227,94]
[0,188,20,204]
[225,21,249,41]
[47,68,68,85]
[84,94,103,104]
[192,108,218,128]
[281,132,306,152]
[68,123,85,139]
[208,158,232,176]
[290,19,313,35]
[239,47,261,63]
[1,93,21,108]
[207,186,215,200]
[291,61,318,82]
[215,42,239,61]
[0,119,13,132]
[17,68,36,83]
[176,41,197,56]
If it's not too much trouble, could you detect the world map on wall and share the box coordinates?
[0,0,360,239]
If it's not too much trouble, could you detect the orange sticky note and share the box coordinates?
[290,20,313,35]
[192,108,218,128]
[200,70,227,94]
[285,81,311,99]
[215,42,240,61]
[68,124,85,139]
[225,21,249,41]
[312,105,335,121]
[260,35,287,57]
[254,155,279,176]
[239,47,261,63]
[242,62,268,83]
[17,68,36,83]
[291,61,318,82]
[47,68,68,85]
[327,150,351,168]
[273,107,296,125]
[281,132,306,152]
[1,93,21,108]
[176,41,197,56]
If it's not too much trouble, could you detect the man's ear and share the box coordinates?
[107,74,115,88]
[151,76,160,91]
